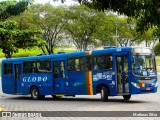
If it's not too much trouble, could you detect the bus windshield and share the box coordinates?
[133,55,156,76]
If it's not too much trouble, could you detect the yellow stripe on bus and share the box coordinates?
[89,71,93,95]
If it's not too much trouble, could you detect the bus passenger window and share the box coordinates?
[54,62,59,78]
[79,57,85,71]
[60,61,65,78]
[75,57,85,71]
[75,58,80,71]
[23,61,36,74]
[92,56,102,70]
[68,58,74,71]
[54,61,65,78]
[93,54,112,70]
[105,55,112,70]
[94,63,99,70]
[4,63,12,75]
[37,59,51,73]
[85,57,91,70]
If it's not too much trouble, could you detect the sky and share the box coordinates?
[34,0,78,6]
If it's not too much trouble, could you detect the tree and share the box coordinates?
[114,17,142,47]
[77,0,160,33]
[0,0,32,21]
[10,9,38,30]
[65,5,110,51]
[94,14,116,47]
[0,0,42,58]
[153,27,160,42]
[117,18,158,47]
[29,3,68,54]
[57,0,160,35]
[154,42,160,56]
[0,20,41,58]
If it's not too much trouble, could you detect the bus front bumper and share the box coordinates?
[130,82,158,94]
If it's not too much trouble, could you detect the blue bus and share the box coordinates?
[1,47,158,101]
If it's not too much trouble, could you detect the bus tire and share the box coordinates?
[101,86,108,102]
[31,87,40,100]
[123,95,131,101]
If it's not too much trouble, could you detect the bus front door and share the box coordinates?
[53,61,66,94]
[14,63,22,94]
[116,56,129,94]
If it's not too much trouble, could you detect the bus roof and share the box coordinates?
[2,47,134,62]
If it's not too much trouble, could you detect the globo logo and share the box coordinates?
[22,76,48,82]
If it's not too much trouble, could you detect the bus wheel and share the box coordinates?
[31,87,40,100]
[123,95,131,101]
[101,86,108,102]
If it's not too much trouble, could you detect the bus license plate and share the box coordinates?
[146,87,150,90]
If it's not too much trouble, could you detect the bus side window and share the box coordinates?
[37,59,51,73]
[4,63,13,75]
[79,57,85,71]
[93,54,112,70]
[98,55,106,69]
[60,61,65,78]
[85,57,91,71]
[23,61,36,74]
[93,57,99,70]
[54,62,59,78]
[105,55,112,70]
[75,58,80,71]
[67,58,74,71]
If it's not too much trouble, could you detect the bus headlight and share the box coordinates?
[131,82,140,88]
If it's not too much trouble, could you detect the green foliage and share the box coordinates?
[0,20,42,58]
[0,47,76,58]
[0,0,43,58]
[156,58,160,67]
[153,27,160,37]
[10,9,38,30]
[154,42,160,56]
[77,0,160,33]
[116,17,133,46]
[0,0,32,21]
[65,5,112,51]
[26,3,68,54]
[9,1,158,54]
[94,14,116,46]
[0,20,19,58]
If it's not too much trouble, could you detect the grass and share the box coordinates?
[156,57,160,72]
[156,57,160,66]
[0,48,42,58]
[0,47,76,58]
[0,47,76,76]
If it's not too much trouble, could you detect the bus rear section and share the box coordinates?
[1,59,54,99]
[1,62,15,94]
